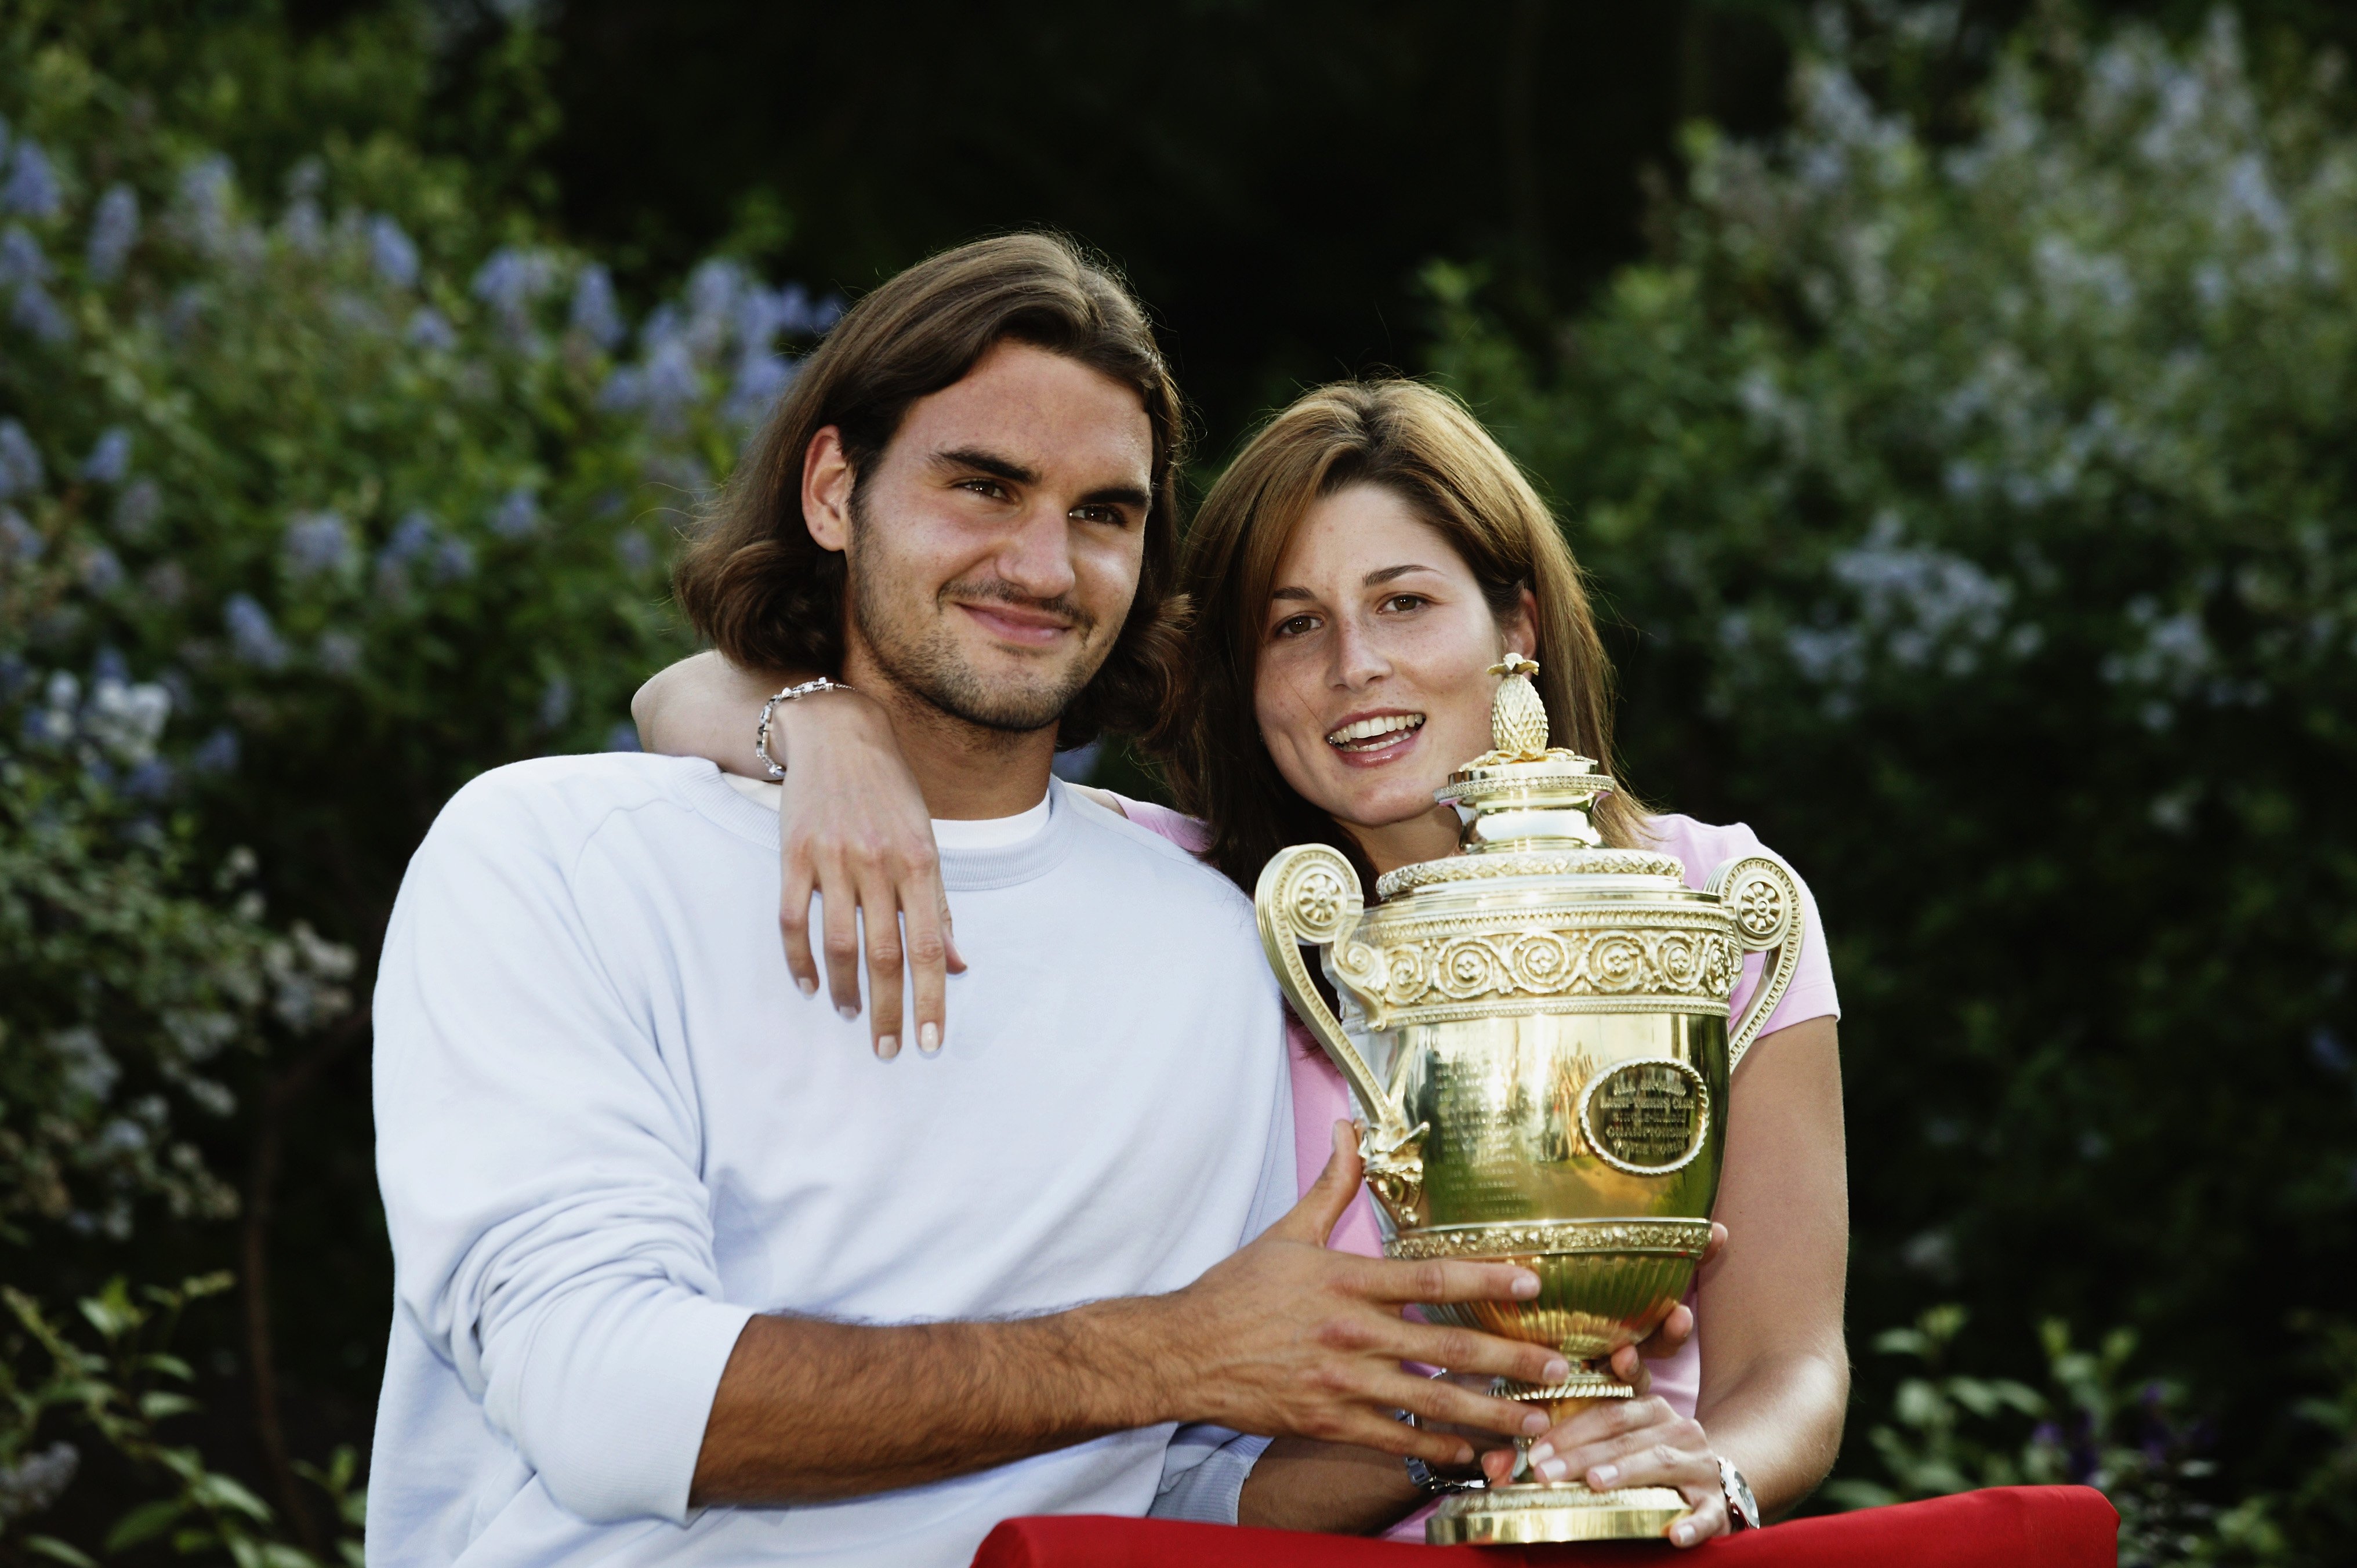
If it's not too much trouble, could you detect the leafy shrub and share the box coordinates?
[1,8,836,1554]
[1831,1306,2281,1566]
[1428,3,2357,1532]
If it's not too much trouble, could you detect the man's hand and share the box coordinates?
[1138,1123,1573,1468]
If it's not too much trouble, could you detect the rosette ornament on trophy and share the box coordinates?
[1254,655,1803,1546]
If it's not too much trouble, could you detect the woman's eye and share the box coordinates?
[1272,614,1319,639]
[1381,593,1429,613]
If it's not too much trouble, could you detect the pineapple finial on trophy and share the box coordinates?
[1485,652,1550,759]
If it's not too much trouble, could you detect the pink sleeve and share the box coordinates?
[1286,1019,1386,1259]
[1104,794,1211,856]
[1647,814,1840,1044]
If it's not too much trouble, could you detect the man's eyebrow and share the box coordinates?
[1077,483,1152,513]
[931,447,1040,486]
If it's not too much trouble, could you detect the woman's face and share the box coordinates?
[1252,482,1533,835]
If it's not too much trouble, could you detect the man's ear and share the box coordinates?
[802,426,854,552]
[1504,585,1540,662]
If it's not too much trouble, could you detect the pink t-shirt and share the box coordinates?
[1114,801,1840,1412]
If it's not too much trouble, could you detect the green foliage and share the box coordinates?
[1,5,836,1556]
[1,1274,358,1568]
[1428,5,2357,1515]
[1829,1306,2284,1565]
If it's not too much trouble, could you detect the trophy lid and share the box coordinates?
[1373,654,1687,900]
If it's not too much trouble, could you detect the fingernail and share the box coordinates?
[1528,1443,1554,1466]
[919,1022,941,1054]
[1592,1462,1620,1486]
[838,1006,858,1022]
[1536,1458,1568,1483]
[1511,1271,1540,1297]
[1673,1523,1695,1546]
[876,1035,897,1058]
[1543,1358,1571,1381]
[797,977,817,997]
[1521,1411,1550,1436]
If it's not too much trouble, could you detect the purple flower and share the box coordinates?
[0,506,40,561]
[642,337,701,426]
[124,757,176,799]
[432,536,475,582]
[383,510,437,564]
[727,349,796,425]
[0,418,42,498]
[604,721,642,753]
[538,676,572,729]
[368,215,419,289]
[405,307,458,351]
[570,263,622,349]
[80,545,124,593]
[224,593,289,669]
[280,198,324,255]
[82,428,132,485]
[614,529,652,574]
[489,488,539,540]
[10,281,70,343]
[774,282,814,335]
[112,478,162,538]
[191,725,240,773]
[86,185,140,281]
[175,156,237,256]
[472,246,559,341]
[2,140,61,219]
[1,225,49,288]
[282,510,354,577]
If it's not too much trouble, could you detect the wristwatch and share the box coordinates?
[1718,1456,1760,1530]
[1404,1452,1486,1497]
[1397,1404,1486,1497]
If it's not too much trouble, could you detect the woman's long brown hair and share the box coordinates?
[1159,380,1646,897]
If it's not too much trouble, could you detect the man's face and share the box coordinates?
[826,342,1153,734]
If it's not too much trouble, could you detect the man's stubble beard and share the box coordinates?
[845,489,1113,735]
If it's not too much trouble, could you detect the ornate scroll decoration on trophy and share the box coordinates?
[1339,915,1747,1032]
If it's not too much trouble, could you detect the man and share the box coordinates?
[368,235,1564,1568]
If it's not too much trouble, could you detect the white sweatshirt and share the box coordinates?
[367,757,1293,1568]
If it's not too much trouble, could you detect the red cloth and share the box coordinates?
[970,1486,2117,1567]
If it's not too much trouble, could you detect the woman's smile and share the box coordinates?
[1324,709,1426,763]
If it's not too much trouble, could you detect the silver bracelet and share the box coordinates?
[755,678,854,779]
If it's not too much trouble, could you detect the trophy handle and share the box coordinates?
[1253,845,1413,1147]
[1707,852,1807,1073]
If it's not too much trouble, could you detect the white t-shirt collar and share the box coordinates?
[720,774,1052,851]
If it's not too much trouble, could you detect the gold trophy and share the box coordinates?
[1254,656,1802,1545]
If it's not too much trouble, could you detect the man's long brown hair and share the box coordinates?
[673,234,1188,747]
[1159,380,1646,896]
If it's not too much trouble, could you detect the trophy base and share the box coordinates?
[1427,1481,1689,1545]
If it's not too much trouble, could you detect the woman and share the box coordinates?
[634,381,1849,1541]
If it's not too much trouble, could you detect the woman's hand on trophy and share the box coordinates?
[1513,1396,1732,1547]
[768,683,967,1059]
[1147,1123,1573,1468]
[1601,1221,1729,1393]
